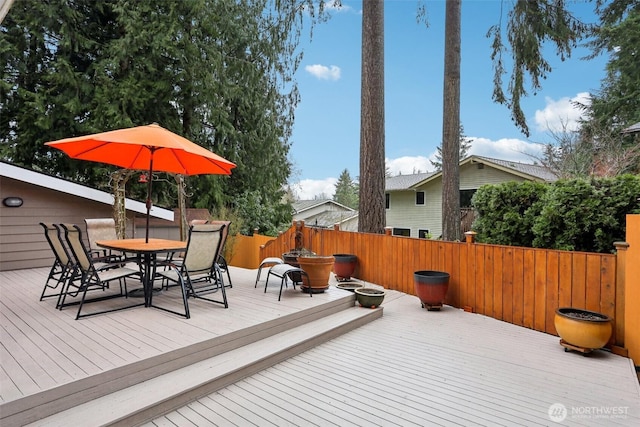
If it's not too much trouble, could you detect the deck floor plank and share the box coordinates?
[146,292,640,427]
[2,266,639,426]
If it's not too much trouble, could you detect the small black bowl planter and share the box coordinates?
[335,280,364,292]
[414,270,450,311]
[554,307,613,354]
[333,254,358,281]
[355,288,385,308]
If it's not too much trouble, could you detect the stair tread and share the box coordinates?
[30,306,381,426]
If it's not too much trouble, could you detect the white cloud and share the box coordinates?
[385,155,434,176]
[467,136,543,162]
[305,64,341,81]
[534,92,591,133]
[291,177,337,200]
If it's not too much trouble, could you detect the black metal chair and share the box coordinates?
[157,223,229,308]
[57,224,141,319]
[209,220,233,288]
[39,223,77,302]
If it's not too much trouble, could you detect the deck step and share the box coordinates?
[27,305,383,427]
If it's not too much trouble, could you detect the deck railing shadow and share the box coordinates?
[259,219,635,356]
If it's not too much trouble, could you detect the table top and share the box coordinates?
[96,238,187,253]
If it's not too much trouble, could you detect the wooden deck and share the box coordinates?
[1,267,639,426]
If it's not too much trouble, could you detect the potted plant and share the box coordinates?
[554,307,613,354]
[413,270,450,311]
[282,248,315,284]
[297,254,335,293]
[354,287,386,308]
[333,253,358,281]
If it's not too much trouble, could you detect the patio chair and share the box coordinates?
[84,218,127,263]
[58,224,141,320]
[209,220,233,288]
[157,223,229,308]
[39,223,77,301]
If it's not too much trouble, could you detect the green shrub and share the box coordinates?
[471,181,547,247]
[472,175,640,253]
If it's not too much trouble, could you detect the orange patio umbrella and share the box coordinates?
[46,123,236,242]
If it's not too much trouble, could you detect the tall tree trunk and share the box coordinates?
[358,0,385,234]
[441,0,461,241]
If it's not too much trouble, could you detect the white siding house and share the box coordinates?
[385,155,557,239]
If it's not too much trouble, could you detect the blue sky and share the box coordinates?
[288,0,609,199]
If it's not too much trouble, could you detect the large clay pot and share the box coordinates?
[333,254,357,280]
[414,270,450,311]
[355,288,386,308]
[554,307,612,351]
[297,255,335,293]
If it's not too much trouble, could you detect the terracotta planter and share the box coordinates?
[333,254,357,280]
[297,255,334,293]
[355,288,385,308]
[554,307,612,352]
[414,270,450,311]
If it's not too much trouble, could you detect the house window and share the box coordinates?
[385,193,390,209]
[460,189,477,208]
[392,228,410,237]
[416,191,425,205]
[418,229,431,239]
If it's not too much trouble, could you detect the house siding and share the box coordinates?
[386,180,443,238]
[386,163,533,239]
[460,162,529,188]
[0,177,177,271]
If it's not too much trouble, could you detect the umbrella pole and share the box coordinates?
[145,150,155,243]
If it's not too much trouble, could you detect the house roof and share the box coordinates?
[303,210,359,228]
[385,172,435,191]
[293,199,355,214]
[1,161,174,220]
[622,121,640,134]
[471,156,557,182]
[385,155,556,191]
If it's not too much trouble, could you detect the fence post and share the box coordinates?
[613,241,628,351]
[464,230,477,244]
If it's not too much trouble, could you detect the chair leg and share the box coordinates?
[278,275,288,301]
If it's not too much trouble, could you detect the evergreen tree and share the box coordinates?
[0,0,331,233]
[431,124,472,171]
[581,0,639,165]
[333,169,359,209]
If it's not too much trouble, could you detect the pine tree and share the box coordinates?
[333,169,359,209]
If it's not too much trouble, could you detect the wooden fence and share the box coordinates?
[260,221,624,349]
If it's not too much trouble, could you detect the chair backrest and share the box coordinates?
[190,219,208,226]
[208,220,231,257]
[183,223,225,274]
[61,223,94,273]
[84,218,118,250]
[40,222,71,266]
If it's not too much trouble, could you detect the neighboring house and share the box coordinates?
[292,199,359,231]
[0,162,174,271]
[385,155,557,239]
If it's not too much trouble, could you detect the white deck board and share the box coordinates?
[2,266,639,426]
[147,293,640,427]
